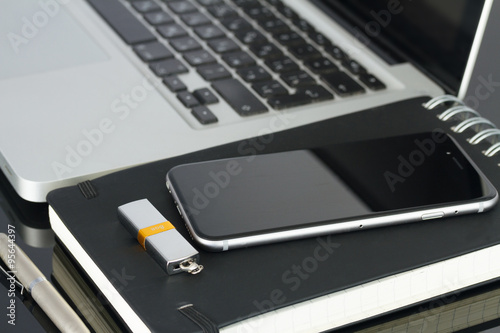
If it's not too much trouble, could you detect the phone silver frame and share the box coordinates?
[166,141,498,252]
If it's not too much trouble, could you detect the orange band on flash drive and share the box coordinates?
[137,221,175,249]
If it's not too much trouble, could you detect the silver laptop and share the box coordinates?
[0,0,491,202]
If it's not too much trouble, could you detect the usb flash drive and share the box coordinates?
[118,199,203,275]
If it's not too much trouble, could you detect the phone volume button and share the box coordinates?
[421,212,444,220]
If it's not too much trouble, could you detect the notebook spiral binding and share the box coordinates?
[423,95,500,158]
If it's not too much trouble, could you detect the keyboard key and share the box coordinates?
[274,31,304,47]
[289,44,322,60]
[181,12,211,26]
[193,88,219,104]
[192,106,218,124]
[305,57,338,74]
[222,51,256,68]
[324,45,347,60]
[194,25,226,39]
[235,30,267,45]
[157,24,188,39]
[265,57,299,73]
[207,4,238,18]
[259,18,289,34]
[245,6,274,20]
[183,49,217,66]
[134,41,173,62]
[297,85,333,102]
[167,1,197,14]
[131,0,160,13]
[308,31,332,47]
[250,43,283,60]
[208,38,240,53]
[342,59,367,75]
[212,79,268,116]
[281,70,316,88]
[359,73,386,90]
[237,65,272,83]
[87,0,156,45]
[267,86,332,109]
[322,71,365,96]
[163,76,187,92]
[277,5,299,21]
[150,59,188,76]
[220,16,253,32]
[197,64,232,81]
[267,93,311,110]
[232,0,261,9]
[177,91,200,108]
[293,18,315,33]
[252,80,288,98]
[169,37,202,52]
[144,11,174,25]
[197,0,223,6]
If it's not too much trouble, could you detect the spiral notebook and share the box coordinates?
[48,95,500,332]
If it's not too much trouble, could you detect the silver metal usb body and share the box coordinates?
[118,199,203,275]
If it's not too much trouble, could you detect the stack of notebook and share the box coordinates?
[48,96,500,332]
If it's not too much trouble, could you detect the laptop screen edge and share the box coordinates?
[457,0,494,99]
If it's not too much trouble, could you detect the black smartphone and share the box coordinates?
[166,131,498,251]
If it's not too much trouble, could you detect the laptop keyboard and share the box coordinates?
[88,0,386,125]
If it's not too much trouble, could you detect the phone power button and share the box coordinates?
[421,212,445,220]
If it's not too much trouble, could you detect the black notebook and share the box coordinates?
[48,96,500,332]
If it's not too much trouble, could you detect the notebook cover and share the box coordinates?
[47,96,500,332]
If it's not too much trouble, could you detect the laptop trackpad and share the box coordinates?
[0,0,108,80]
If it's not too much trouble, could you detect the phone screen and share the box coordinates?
[167,131,496,240]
